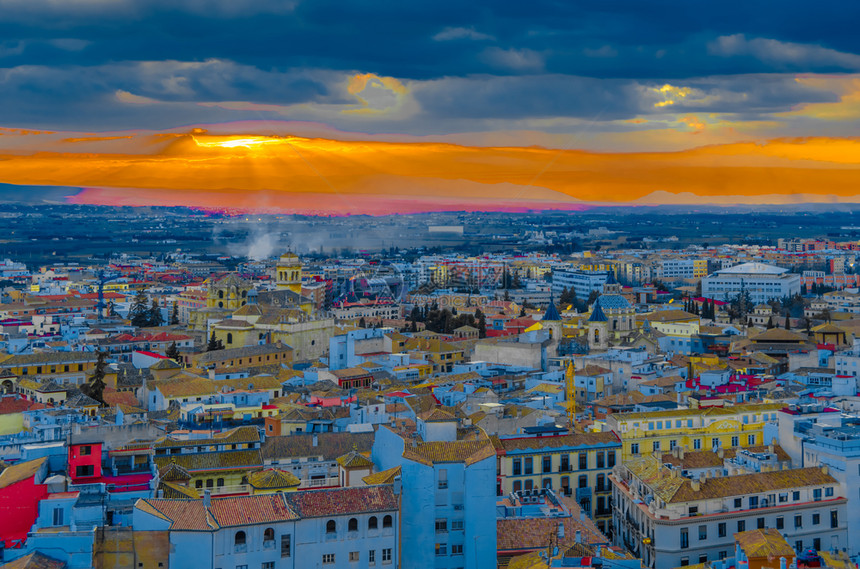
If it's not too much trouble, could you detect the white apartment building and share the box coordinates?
[612,461,847,569]
[552,270,609,299]
[702,262,801,304]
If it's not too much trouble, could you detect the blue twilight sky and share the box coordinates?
[2,0,860,151]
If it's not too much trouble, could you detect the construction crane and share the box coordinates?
[565,360,576,431]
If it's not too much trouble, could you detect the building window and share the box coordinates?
[451,519,464,531]
[813,489,822,501]
[349,552,360,562]
[757,517,765,529]
[513,459,522,476]
[792,491,800,501]
[513,481,522,492]
[383,515,392,528]
[718,522,726,538]
[597,452,605,469]
[560,454,570,472]
[323,554,335,564]
[281,535,291,557]
[435,543,447,556]
[80,446,92,456]
[596,474,605,492]
[748,434,756,445]
[776,517,784,530]
[699,555,708,564]
[731,436,739,447]
[698,525,707,540]
[607,451,616,468]
[263,528,274,544]
[217,478,224,487]
[234,531,246,550]
[749,496,758,509]
[693,439,702,450]
[542,478,552,489]
[75,465,94,477]
[348,518,358,532]
[543,456,552,473]
[795,541,803,553]
[382,549,392,563]
[652,441,660,452]
[831,509,839,528]
[578,475,587,488]
[680,558,689,567]
[326,520,336,534]
[737,520,745,532]
[579,453,588,470]
[263,564,274,569]
[451,544,463,555]
[680,528,689,549]
[436,520,448,533]
[52,508,64,526]
[524,458,533,475]
[368,516,378,530]
[825,487,834,497]
[631,443,639,455]
[794,515,802,529]
[812,513,820,525]
[712,438,719,449]
[369,550,375,564]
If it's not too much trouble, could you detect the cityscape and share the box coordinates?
[3,1,860,569]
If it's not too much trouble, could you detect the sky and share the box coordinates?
[2,0,860,214]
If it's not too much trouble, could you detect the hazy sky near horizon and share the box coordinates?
[3,0,860,212]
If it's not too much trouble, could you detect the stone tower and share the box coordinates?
[275,253,302,294]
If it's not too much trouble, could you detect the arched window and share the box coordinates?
[326,520,336,534]
[216,478,224,487]
[218,301,223,308]
[383,515,392,528]
[235,531,246,546]
[513,480,522,492]
[218,290,224,299]
[264,528,274,543]
[348,518,358,532]
[227,333,233,345]
[368,516,378,530]
[206,479,213,488]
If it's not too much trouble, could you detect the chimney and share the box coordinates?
[575,530,582,544]
[691,479,701,492]
[822,465,829,475]
[780,558,787,569]
[679,446,685,460]
[654,450,663,462]
[203,489,211,508]
[717,448,724,459]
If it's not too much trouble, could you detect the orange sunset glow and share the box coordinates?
[1,128,860,214]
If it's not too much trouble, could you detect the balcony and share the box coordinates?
[300,476,339,489]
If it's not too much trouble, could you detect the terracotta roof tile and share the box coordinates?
[284,485,398,518]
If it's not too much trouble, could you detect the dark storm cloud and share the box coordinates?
[2,0,860,130]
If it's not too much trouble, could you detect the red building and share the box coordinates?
[0,457,48,548]
[68,441,102,482]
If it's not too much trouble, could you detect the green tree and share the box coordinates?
[766,316,774,329]
[475,308,487,339]
[784,316,791,330]
[206,330,222,351]
[129,289,150,327]
[149,299,164,327]
[170,301,179,325]
[165,341,181,363]
[80,351,108,407]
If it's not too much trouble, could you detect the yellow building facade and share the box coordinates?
[606,403,783,461]
[275,253,303,293]
[497,431,621,533]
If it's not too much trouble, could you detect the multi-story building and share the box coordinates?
[371,421,497,569]
[611,461,847,569]
[778,410,860,555]
[134,486,399,569]
[605,403,783,461]
[496,428,621,534]
[702,262,801,304]
[658,259,708,282]
[551,270,610,299]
